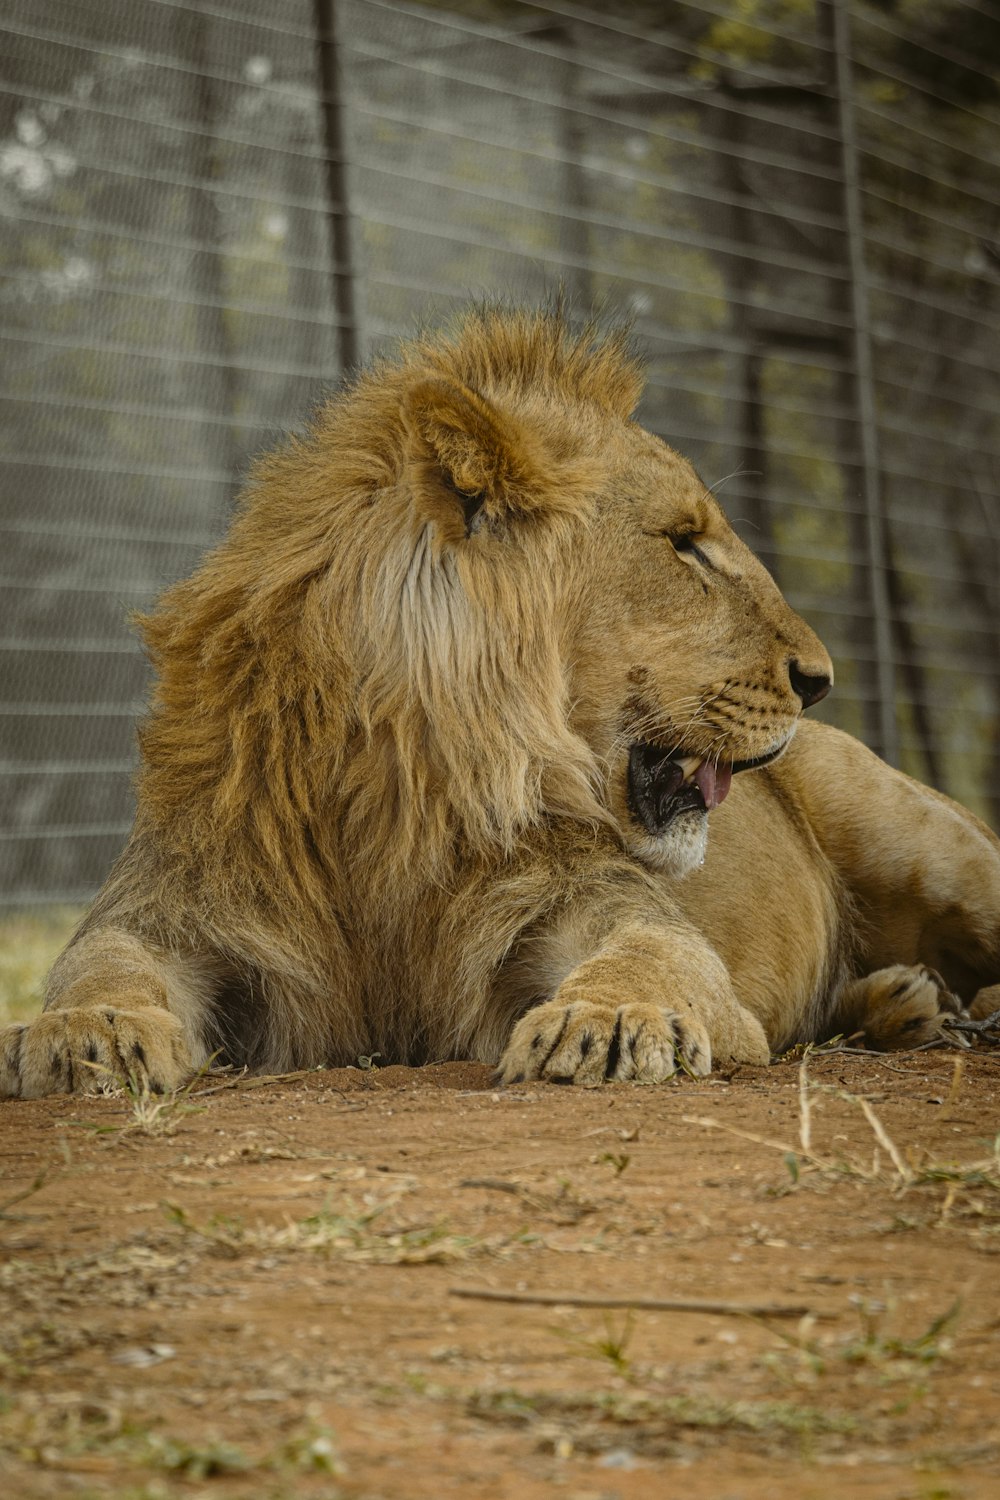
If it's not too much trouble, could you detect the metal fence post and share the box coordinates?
[314,0,362,376]
[830,0,899,766]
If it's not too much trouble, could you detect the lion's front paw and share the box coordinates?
[498,999,711,1086]
[0,1006,193,1100]
[856,965,964,1050]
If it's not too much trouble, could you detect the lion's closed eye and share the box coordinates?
[645,529,711,566]
[668,532,708,561]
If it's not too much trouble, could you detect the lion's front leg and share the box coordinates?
[500,997,709,1086]
[1,1005,193,1099]
[498,918,769,1085]
[0,928,211,1100]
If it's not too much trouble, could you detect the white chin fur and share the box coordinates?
[626,810,709,878]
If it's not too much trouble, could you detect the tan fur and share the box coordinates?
[3,305,999,1099]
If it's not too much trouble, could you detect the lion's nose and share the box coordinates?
[788,659,832,709]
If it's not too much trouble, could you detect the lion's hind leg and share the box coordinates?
[834,964,964,1051]
[0,929,211,1099]
[968,983,1000,1023]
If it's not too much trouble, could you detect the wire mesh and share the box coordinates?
[1,0,998,905]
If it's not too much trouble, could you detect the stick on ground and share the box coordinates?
[449,1286,824,1320]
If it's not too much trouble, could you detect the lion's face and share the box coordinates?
[563,425,832,875]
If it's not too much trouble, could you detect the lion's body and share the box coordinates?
[4,306,1000,1098]
[677,721,1000,1053]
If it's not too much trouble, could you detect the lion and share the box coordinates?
[3,304,999,1100]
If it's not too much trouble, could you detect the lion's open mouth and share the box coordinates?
[626,739,788,837]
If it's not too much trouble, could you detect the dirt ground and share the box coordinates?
[2,1049,999,1500]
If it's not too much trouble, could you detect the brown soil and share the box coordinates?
[2,1050,999,1500]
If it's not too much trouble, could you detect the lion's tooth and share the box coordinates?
[676,755,701,783]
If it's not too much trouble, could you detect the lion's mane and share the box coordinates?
[93,308,644,1062]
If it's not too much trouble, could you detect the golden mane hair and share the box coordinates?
[134,307,642,936]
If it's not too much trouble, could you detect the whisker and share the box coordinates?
[607,697,705,758]
[609,687,730,764]
[706,468,758,498]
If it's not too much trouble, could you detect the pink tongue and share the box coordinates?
[694,761,733,810]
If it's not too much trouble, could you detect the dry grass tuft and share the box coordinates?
[686,1055,1000,1224]
[165,1192,503,1266]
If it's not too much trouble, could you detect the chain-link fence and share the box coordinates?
[2,0,999,905]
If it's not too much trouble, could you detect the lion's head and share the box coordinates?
[139,305,831,900]
[558,415,833,876]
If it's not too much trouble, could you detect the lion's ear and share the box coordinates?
[402,376,569,536]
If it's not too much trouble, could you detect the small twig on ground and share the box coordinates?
[458,1178,523,1196]
[682,1113,826,1166]
[187,1068,309,1096]
[813,1048,928,1073]
[945,1010,1000,1046]
[187,1067,360,1102]
[0,1169,50,1222]
[449,1286,825,1320]
[799,1053,813,1155]
[855,1096,911,1183]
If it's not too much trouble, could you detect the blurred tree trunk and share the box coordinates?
[822,0,915,770]
[957,470,1000,829]
[555,27,593,310]
[314,0,360,376]
[714,95,775,575]
[882,525,943,788]
[188,0,240,517]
